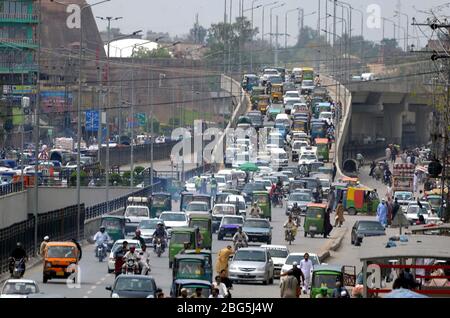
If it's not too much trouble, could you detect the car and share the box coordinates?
[107,239,142,273]
[243,218,272,244]
[291,140,309,161]
[267,103,284,121]
[159,212,189,237]
[393,191,414,211]
[0,279,40,298]
[213,175,228,191]
[137,219,164,246]
[212,203,237,233]
[228,247,274,285]
[247,111,263,129]
[184,177,197,192]
[318,111,333,126]
[298,153,318,165]
[218,215,245,240]
[350,220,386,246]
[260,245,289,278]
[185,201,210,218]
[286,191,313,216]
[254,179,273,192]
[283,90,301,101]
[106,275,157,298]
[280,252,321,278]
[225,194,247,216]
[301,80,315,94]
[405,202,439,224]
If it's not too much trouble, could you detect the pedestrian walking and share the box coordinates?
[385,147,391,162]
[40,236,50,257]
[300,253,313,294]
[392,198,400,222]
[377,199,388,227]
[334,200,345,227]
[215,246,233,275]
[324,208,333,238]
[280,275,299,298]
[332,162,337,183]
[413,172,419,195]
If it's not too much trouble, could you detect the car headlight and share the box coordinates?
[229,265,237,271]
[258,265,266,271]
[112,293,120,298]
[147,295,155,298]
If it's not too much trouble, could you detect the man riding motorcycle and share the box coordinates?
[133,229,146,248]
[138,244,151,275]
[93,226,111,257]
[283,216,298,241]
[290,203,302,226]
[152,222,167,251]
[232,227,248,251]
[250,203,262,218]
[122,245,140,274]
[9,242,28,277]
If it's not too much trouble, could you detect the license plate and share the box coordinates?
[309,226,317,231]
[56,271,65,276]
[251,237,259,241]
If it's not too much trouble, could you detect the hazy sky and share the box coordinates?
[90,0,450,47]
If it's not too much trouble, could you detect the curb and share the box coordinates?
[317,227,347,262]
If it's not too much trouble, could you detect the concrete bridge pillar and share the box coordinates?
[383,107,403,145]
[415,108,431,146]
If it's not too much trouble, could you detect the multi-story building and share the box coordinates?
[0,0,38,84]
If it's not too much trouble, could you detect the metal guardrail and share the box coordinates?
[0,204,84,275]
[0,182,25,197]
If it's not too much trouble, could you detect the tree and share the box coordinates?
[132,46,171,59]
[189,21,207,44]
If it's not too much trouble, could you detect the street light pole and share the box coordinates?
[270,3,285,48]
[262,2,278,42]
[394,10,409,51]
[285,8,300,49]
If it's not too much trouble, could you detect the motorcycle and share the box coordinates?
[122,258,139,275]
[272,192,283,208]
[9,258,25,278]
[154,238,165,257]
[290,210,302,227]
[285,229,295,245]
[96,243,107,262]
[233,239,248,251]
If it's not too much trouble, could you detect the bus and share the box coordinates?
[302,67,314,81]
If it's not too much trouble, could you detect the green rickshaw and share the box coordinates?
[151,192,172,218]
[252,191,272,221]
[172,254,212,282]
[180,192,195,211]
[189,214,212,249]
[251,86,266,105]
[310,265,356,298]
[100,215,125,249]
[304,203,327,238]
[315,138,329,162]
[169,227,197,268]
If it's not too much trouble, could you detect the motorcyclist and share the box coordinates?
[232,227,248,251]
[283,215,297,241]
[122,245,139,273]
[290,203,302,226]
[9,242,28,276]
[152,222,167,251]
[138,244,151,275]
[384,168,392,185]
[249,202,262,218]
[93,226,110,256]
[133,229,146,248]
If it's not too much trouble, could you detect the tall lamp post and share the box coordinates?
[270,3,285,47]
[394,10,409,51]
[262,1,279,42]
[245,1,262,72]
[284,8,300,49]
[51,0,111,240]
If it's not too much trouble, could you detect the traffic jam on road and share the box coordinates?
[3,66,450,300]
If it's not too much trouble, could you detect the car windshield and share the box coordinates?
[428,198,441,206]
[215,176,226,183]
[101,219,123,230]
[222,217,243,225]
[254,194,269,204]
[177,261,205,277]
[303,80,314,86]
[213,205,235,215]
[268,77,282,84]
[285,254,319,266]
[306,208,324,218]
[234,250,266,262]
[153,196,170,206]
[313,274,340,289]
[139,219,159,230]
[320,180,330,188]
[358,222,385,231]
[114,277,154,292]
[395,193,413,201]
[244,220,270,228]
[270,104,283,111]
[407,206,429,215]
[244,183,265,192]
[285,92,299,98]
[267,249,288,258]
[2,282,38,295]
[171,232,192,244]
[289,193,311,202]
[301,154,317,160]
[187,203,208,211]
[126,207,149,217]
[160,213,186,222]
[47,246,77,258]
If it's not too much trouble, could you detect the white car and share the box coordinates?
[0,279,40,298]
[158,212,189,237]
[280,252,321,281]
[137,219,163,246]
[107,239,142,273]
[298,153,318,165]
[124,204,150,235]
[318,111,333,126]
[213,175,227,191]
[185,201,210,218]
[283,90,301,101]
[226,194,247,216]
[155,136,166,144]
[405,202,439,224]
[260,245,289,278]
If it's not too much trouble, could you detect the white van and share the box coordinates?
[300,146,318,156]
[270,148,288,168]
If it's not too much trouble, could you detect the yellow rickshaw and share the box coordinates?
[257,95,271,115]
[271,84,283,103]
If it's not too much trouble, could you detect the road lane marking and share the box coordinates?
[87,290,92,294]
[91,286,97,290]
[83,296,89,298]
[96,281,102,285]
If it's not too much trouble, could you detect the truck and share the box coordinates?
[392,163,415,192]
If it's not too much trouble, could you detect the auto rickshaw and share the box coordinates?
[172,254,212,282]
[292,120,308,133]
[169,227,197,268]
[170,279,212,298]
[271,84,283,102]
[43,241,80,283]
[310,265,356,298]
[315,138,329,162]
[251,86,265,105]
[304,203,327,238]
[426,195,443,217]
[344,187,379,215]
[257,95,271,115]
[180,191,195,211]
[252,191,272,221]
[151,192,172,218]
[242,74,259,92]
[338,176,359,187]
[189,214,212,249]
[100,215,125,249]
